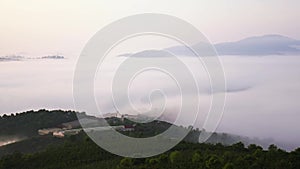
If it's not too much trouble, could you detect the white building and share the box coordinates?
[53,131,65,138]
[38,128,61,135]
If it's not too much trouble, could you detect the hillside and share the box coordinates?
[0,133,299,169]
[0,110,78,139]
[0,110,300,169]
[0,109,287,157]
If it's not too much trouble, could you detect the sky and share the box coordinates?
[0,0,300,57]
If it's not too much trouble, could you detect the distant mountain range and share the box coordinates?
[121,35,300,57]
[214,34,300,56]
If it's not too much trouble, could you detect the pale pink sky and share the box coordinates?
[0,0,300,57]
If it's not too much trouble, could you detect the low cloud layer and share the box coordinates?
[0,55,300,150]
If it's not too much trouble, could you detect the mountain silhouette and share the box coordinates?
[214,34,300,55]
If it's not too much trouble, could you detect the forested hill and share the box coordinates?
[0,109,78,138]
[0,110,300,169]
[1,109,272,150]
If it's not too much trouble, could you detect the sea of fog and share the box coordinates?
[0,55,300,150]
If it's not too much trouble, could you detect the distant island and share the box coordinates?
[0,55,65,62]
[0,55,24,62]
[40,55,65,59]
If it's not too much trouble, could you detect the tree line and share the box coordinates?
[0,133,299,169]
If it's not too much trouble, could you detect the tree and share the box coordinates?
[248,144,262,153]
[119,158,134,169]
[231,142,245,152]
[223,162,234,169]
[192,152,203,163]
[206,155,222,169]
[268,144,278,151]
[169,151,181,164]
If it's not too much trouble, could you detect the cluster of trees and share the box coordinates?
[0,109,78,137]
[118,142,300,169]
[0,132,299,169]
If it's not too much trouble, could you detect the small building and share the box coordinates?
[120,125,135,132]
[103,112,122,118]
[63,129,82,136]
[53,131,65,138]
[122,114,139,122]
[38,128,61,135]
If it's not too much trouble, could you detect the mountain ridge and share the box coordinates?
[119,34,300,57]
[214,34,300,55]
